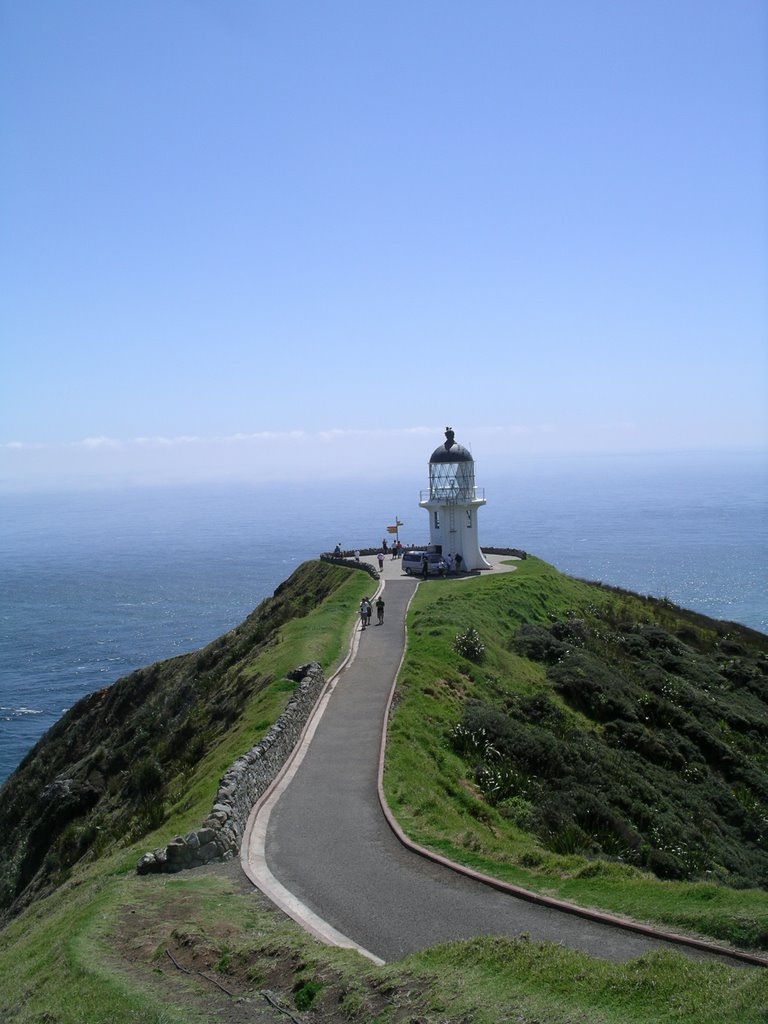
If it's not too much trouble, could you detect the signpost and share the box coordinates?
[386,518,404,544]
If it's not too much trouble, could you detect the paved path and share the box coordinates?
[243,556,757,967]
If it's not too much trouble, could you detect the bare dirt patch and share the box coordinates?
[107,860,446,1024]
[109,863,283,1022]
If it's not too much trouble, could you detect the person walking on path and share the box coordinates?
[421,555,429,579]
[375,595,385,624]
[377,551,384,571]
[359,598,370,630]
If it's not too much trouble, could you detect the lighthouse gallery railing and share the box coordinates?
[420,487,486,503]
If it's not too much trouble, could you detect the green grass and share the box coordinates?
[385,555,768,952]
[2,557,766,1024]
[0,865,199,1023]
[3,860,765,1024]
[409,936,768,1024]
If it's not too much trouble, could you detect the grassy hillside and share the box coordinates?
[1,557,767,1024]
[385,556,768,950]
[3,861,767,1024]
[0,560,372,921]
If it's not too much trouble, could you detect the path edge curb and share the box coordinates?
[240,573,387,966]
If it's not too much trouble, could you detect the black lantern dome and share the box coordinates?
[428,427,475,500]
[429,426,473,464]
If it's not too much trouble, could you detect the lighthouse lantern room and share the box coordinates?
[419,427,491,571]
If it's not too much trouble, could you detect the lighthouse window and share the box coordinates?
[434,511,440,529]
[466,509,472,527]
[429,460,475,501]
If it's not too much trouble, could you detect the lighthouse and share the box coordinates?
[419,427,491,571]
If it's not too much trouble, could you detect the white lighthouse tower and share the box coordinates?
[419,427,491,571]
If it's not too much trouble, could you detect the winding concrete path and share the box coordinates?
[242,556,763,968]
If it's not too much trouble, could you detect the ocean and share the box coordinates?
[1,450,766,784]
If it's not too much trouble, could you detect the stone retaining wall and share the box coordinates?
[482,547,527,559]
[319,553,380,580]
[136,662,326,875]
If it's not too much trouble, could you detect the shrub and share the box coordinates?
[48,820,99,870]
[543,822,589,855]
[453,627,486,663]
[507,693,566,732]
[476,763,537,805]
[451,723,497,761]
[498,796,536,830]
[645,847,687,880]
[130,756,164,798]
[548,651,638,722]
[549,619,587,644]
[514,624,567,663]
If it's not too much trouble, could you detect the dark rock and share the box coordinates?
[165,839,187,861]
[136,853,158,875]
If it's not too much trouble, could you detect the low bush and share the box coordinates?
[453,627,486,663]
[514,624,567,663]
[130,756,164,798]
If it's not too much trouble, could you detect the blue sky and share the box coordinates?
[2,0,766,488]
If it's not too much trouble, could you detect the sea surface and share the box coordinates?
[1,451,766,783]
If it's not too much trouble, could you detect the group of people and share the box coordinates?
[421,552,463,578]
[359,595,385,629]
[387,540,405,559]
[444,551,462,574]
[333,540,411,563]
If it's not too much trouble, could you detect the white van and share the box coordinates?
[402,551,445,576]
